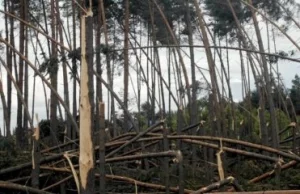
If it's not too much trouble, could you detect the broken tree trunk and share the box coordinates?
[31,114,41,188]
[79,1,95,193]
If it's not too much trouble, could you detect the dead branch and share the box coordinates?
[103,150,182,164]
[0,154,63,176]
[42,175,72,191]
[191,176,243,194]
[182,139,279,162]
[207,191,300,194]
[39,166,194,193]
[106,121,164,157]
[248,160,298,184]
[0,180,54,194]
[6,173,50,183]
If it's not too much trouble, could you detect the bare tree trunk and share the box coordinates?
[23,0,29,145]
[249,0,279,148]
[16,0,25,148]
[95,0,103,136]
[123,0,130,131]
[99,0,116,136]
[226,0,267,144]
[71,0,77,142]
[79,3,95,193]
[31,115,40,189]
[4,0,11,136]
[56,0,70,143]
[193,0,221,135]
[185,0,198,169]
[99,103,105,193]
[0,78,9,137]
[50,0,58,146]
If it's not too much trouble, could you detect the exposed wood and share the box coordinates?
[31,114,41,188]
[79,2,95,193]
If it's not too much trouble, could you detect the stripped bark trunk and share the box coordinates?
[31,115,40,188]
[79,2,95,193]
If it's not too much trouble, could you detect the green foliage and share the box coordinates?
[289,74,300,115]
[38,118,65,143]
[166,111,177,131]
[38,56,59,77]
[129,0,196,45]
[5,0,49,25]
[203,0,295,38]
[0,136,14,152]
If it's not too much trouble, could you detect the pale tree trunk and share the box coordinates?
[79,2,95,193]
[248,0,279,148]
[31,115,40,189]
[123,0,130,131]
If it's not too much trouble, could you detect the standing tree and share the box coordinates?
[123,0,130,131]
[16,0,26,148]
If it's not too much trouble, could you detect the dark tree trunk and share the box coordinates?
[71,0,77,142]
[16,0,25,148]
[4,0,11,136]
[123,0,130,131]
[249,0,279,148]
[50,0,58,146]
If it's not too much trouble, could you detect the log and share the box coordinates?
[207,191,300,194]
[0,154,63,176]
[106,121,164,157]
[40,166,194,193]
[0,180,54,194]
[249,160,298,184]
[191,176,243,194]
